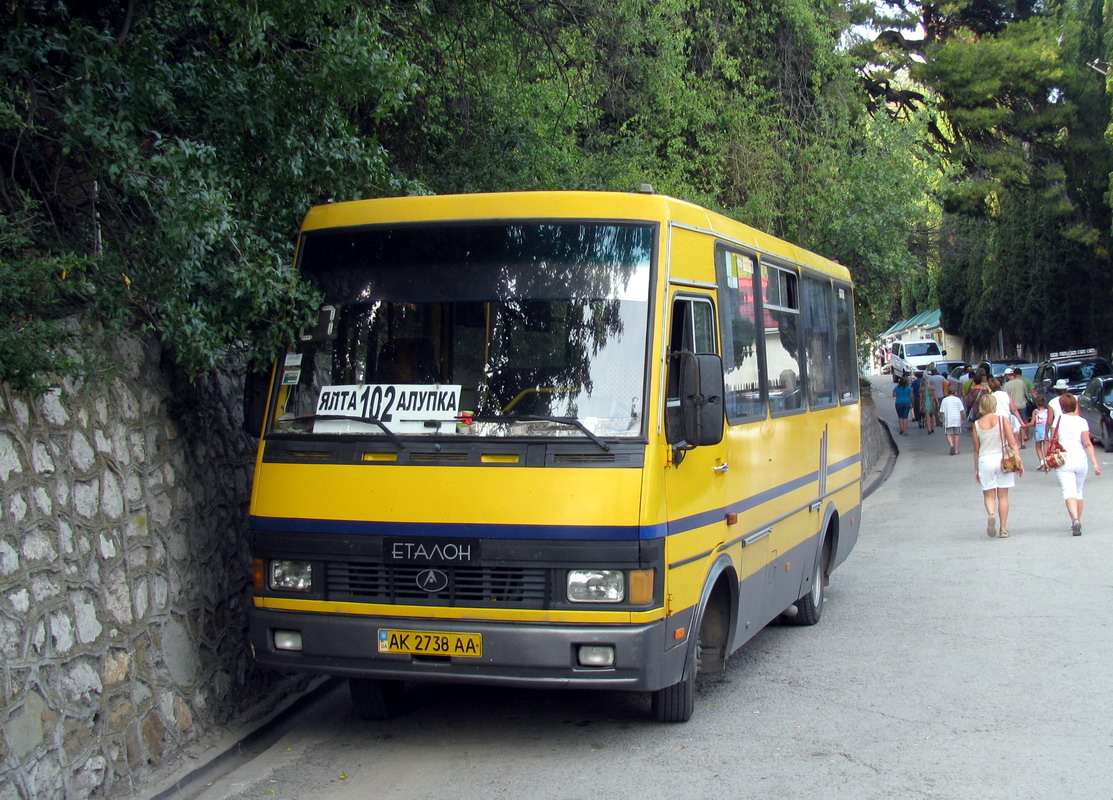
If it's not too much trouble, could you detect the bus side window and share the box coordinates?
[834,285,859,403]
[802,274,837,409]
[715,247,764,422]
[761,262,805,415]
[666,296,716,444]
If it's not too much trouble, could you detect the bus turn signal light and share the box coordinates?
[628,569,654,605]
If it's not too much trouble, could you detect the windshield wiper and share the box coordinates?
[472,414,610,452]
[290,414,405,450]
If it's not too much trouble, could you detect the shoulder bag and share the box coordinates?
[1043,418,1066,469]
[1000,418,1023,473]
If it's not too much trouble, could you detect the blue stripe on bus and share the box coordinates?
[250,515,667,541]
[253,452,862,542]
[666,471,819,535]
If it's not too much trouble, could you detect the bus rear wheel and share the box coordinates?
[787,538,829,626]
[652,637,700,723]
[349,677,405,720]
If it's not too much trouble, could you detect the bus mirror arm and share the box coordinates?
[676,352,726,460]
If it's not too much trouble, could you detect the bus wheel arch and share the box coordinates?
[652,557,736,723]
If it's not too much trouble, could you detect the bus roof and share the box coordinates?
[300,191,851,283]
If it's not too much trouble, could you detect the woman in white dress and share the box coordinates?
[971,393,1024,537]
[1050,393,1102,535]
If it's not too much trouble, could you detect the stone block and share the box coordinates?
[49,612,74,655]
[174,695,193,732]
[0,433,23,483]
[62,717,94,760]
[141,713,166,764]
[101,471,124,519]
[102,650,131,687]
[73,593,102,644]
[63,660,103,703]
[38,389,68,426]
[72,479,100,518]
[105,569,133,625]
[73,755,107,797]
[30,441,54,476]
[0,539,18,576]
[8,492,27,525]
[3,691,47,760]
[69,431,95,473]
[105,699,134,733]
[161,618,200,686]
[22,528,56,562]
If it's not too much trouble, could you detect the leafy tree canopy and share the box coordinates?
[0,0,945,391]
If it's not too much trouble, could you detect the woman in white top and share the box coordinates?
[971,393,1024,537]
[988,377,1022,438]
[1050,393,1102,535]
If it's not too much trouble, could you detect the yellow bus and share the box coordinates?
[246,189,861,722]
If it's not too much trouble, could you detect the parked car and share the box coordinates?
[1078,375,1113,453]
[889,339,945,382]
[975,358,1029,380]
[1015,364,1039,384]
[1034,350,1113,396]
[925,359,966,379]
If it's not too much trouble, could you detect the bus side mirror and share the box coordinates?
[243,368,272,438]
[679,352,725,448]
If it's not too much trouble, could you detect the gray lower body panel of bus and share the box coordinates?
[249,612,686,692]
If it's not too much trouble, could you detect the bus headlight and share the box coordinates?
[567,569,625,603]
[270,560,313,592]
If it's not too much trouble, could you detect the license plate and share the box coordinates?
[377,628,482,658]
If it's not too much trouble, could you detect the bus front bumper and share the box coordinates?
[249,608,688,692]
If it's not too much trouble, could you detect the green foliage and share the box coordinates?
[862,0,1113,356]
[1,0,422,389]
[0,0,964,391]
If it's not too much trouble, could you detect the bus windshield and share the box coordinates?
[270,222,654,440]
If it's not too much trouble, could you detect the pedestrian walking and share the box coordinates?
[940,382,965,455]
[988,377,1023,439]
[911,372,924,428]
[1049,392,1102,536]
[920,372,938,434]
[1049,378,1069,416]
[892,376,913,435]
[1027,395,1054,468]
[1003,368,1031,446]
[972,393,1024,538]
[964,372,989,427]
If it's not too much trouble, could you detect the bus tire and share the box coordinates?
[652,636,700,723]
[349,677,405,720]
[787,538,829,626]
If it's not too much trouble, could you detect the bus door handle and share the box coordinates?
[713,463,730,473]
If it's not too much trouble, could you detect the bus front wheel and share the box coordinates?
[350,677,405,720]
[652,637,700,723]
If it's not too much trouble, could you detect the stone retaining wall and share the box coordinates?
[0,335,305,799]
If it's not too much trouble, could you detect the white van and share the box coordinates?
[889,339,944,382]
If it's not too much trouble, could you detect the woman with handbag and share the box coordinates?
[1049,393,1102,536]
[971,393,1024,538]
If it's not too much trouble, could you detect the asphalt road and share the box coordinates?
[151,376,1113,800]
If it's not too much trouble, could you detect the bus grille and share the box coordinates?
[326,562,549,607]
